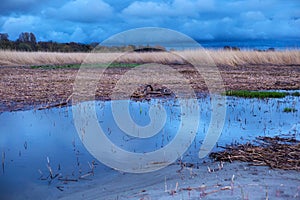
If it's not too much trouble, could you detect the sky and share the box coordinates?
[0,0,299,43]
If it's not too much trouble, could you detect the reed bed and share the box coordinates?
[210,136,300,171]
[186,50,300,66]
[1,49,300,67]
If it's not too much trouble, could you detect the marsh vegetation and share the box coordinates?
[1,49,300,67]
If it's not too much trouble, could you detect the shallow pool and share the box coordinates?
[0,94,299,199]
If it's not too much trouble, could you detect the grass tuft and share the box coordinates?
[291,92,300,96]
[283,107,297,113]
[225,90,287,98]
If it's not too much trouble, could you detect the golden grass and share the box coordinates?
[0,49,300,67]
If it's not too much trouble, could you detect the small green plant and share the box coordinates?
[31,64,81,69]
[225,90,287,98]
[283,107,297,113]
[291,92,300,97]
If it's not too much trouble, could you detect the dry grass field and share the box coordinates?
[0,49,300,67]
[0,49,300,112]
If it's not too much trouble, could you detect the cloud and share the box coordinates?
[1,15,87,42]
[173,0,215,15]
[122,1,171,17]
[241,11,266,21]
[46,31,70,42]
[45,0,114,23]
[1,15,41,40]
[0,0,39,15]
[70,27,88,42]
[0,0,299,43]
[0,0,65,16]
[122,0,215,18]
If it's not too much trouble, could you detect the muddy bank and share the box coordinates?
[0,64,300,112]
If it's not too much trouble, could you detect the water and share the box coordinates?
[163,39,300,50]
[197,39,300,50]
[0,94,300,198]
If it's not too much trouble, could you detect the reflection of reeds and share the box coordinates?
[1,49,300,67]
[40,158,97,189]
[79,161,96,179]
[79,172,93,179]
[46,157,52,176]
[1,151,5,174]
[46,156,58,180]
[58,177,78,182]
[56,186,64,191]
[24,141,27,150]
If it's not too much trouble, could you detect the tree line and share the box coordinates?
[0,32,166,52]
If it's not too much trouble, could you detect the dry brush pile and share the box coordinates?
[210,136,300,171]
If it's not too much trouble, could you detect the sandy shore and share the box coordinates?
[3,161,299,200]
[60,162,300,200]
[1,63,300,112]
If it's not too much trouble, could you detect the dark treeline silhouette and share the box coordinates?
[0,32,166,52]
[0,32,93,52]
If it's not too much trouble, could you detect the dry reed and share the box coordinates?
[1,49,300,67]
[210,136,300,171]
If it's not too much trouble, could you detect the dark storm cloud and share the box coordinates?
[0,0,67,15]
[0,0,38,15]
[0,0,299,43]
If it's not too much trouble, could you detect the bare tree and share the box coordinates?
[18,32,36,44]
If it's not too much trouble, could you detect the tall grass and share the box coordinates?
[0,49,299,67]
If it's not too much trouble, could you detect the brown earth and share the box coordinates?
[0,64,300,112]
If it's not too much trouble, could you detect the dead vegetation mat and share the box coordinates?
[1,63,300,112]
[210,136,300,171]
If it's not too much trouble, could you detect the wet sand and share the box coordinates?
[3,161,299,200]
